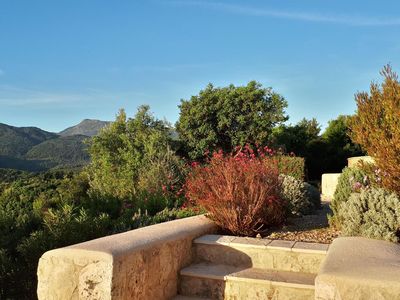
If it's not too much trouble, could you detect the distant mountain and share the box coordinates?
[0,119,109,172]
[0,123,57,157]
[59,119,110,137]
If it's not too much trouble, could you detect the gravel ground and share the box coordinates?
[264,201,341,244]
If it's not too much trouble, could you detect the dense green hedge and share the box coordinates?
[274,155,305,181]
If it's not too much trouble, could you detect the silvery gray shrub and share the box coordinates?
[339,188,400,243]
[280,175,320,216]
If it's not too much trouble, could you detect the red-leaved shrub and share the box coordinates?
[185,147,286,236]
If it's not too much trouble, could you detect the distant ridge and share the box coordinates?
[0,123,57,157]
[0,119,110,171]
[59,119,110,137]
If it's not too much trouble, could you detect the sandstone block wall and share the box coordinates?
[321,173,341,200]
[37,215,217,300]
[347,156,374,168]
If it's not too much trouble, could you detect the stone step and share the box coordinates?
[179,262,316,300]
[194,234,329,273]
[173,295,212,300]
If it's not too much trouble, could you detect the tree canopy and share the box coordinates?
[176,81,288,159]
[270,118,320,156]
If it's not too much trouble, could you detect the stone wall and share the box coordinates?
[321,173,341,200]
[37,215,217,300]
[347,156,374,168]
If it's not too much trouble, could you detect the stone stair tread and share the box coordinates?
[173,295,212,300]
[194,234,329,253]
[181,262,240,280]
[180,263,316,289]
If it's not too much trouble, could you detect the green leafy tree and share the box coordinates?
[86,106,172,203]
[322,115,364,171]
[176,81,288,159]
[270,118,320,156]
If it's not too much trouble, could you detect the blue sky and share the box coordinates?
[1,0,399,132]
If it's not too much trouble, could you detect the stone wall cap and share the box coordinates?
[195,234,329,253]
[317,237,400,287]
[58,215,216,258]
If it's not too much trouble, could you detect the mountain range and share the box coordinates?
[0,119,110,172]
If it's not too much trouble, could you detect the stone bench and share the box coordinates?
[315,237,400,300]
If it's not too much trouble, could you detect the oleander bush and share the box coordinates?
[185,147,286,236]
[330,167,368,226]
[339,188,400,243]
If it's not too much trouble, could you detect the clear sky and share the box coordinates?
[1,0,399,132]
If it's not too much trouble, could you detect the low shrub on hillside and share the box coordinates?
[185,147,286,236]
[339,188,400,243]
[0,169,200,299]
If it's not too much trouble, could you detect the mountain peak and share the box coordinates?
[59,119,110,137]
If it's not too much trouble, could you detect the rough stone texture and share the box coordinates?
[180,263,316,300]
[321,173,341,200]
[315,237,400,300]
[37,215,217,300]
[179,275,225,299]
[347,156,375,168]
[225,279,314,300]
[37,250,112,300]
[194,243,326,273]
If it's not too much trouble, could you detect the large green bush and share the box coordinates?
[331,167,368,225]
[339,188,400,242]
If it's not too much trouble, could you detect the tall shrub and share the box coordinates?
[185,148,286,236]
[349,65,400,194]
[86,106,172,206]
